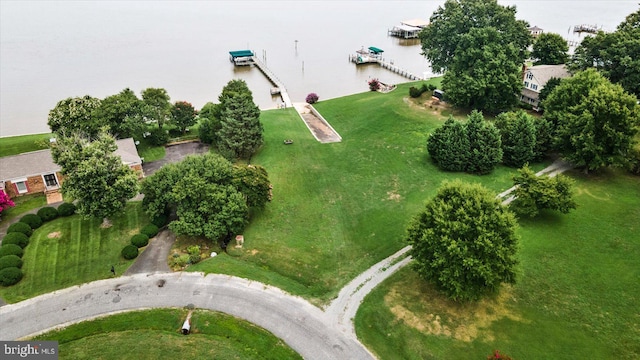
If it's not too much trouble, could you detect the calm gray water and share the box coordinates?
[1,1,637,137]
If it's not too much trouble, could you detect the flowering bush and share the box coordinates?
[306,93,319,104]
[487,350,513,360]
[0,191,14,215]
[368,78,381,91]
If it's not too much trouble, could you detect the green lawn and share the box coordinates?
[0,202,149,303]
[355,169,640,359]
[188,82,548,304]
[0,133,52,157]
[0,193,47,224]
[31,309,301,360]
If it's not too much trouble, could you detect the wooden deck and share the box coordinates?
[251,56,292,108]
[349,56,421,81]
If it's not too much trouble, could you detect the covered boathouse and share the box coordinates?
[229,50,254,66]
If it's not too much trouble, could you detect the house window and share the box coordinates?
[524,81,529,88]
[531,84,538,91]
[44,174,58,187]
[526,73,533,80]
[14,180,28,194]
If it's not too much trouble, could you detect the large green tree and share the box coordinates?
[171,101,197,134]
[465,110,503,174]
[198,102,220,144]
[141,88,171,130]
[543,69,640,172]
[531,32,569,65]
[510,165,576,217]
[217,92,263,160]
[426,116,468,172]
[93,88,144,139]
[494,110,537,167]
[51,131,139,221]
[420,0,531,113]
[47,96,102,137]
[406,180,519,301]
[569,9,640,97]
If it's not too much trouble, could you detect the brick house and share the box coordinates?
[0,138,143,203]
[520,64,570,111]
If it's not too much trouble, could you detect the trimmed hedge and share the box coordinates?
[57,202,76,217]
[131,234,149,248]
[140,224,159,238]
[121,245,139,260]
[7,222,33,237]
[20,214,43,229]
[0,267,23,286]
[151,215,168,228]
[2,232,29,249]
[0,244,24,258]
[0,255,23,270]
[37,206,59,222]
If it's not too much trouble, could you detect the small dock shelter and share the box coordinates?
[350,46,384,64]
[388,19,429,39]
[229,50,254,66]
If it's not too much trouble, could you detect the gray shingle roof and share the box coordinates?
[528,64,570,88]
[0,138,141,181]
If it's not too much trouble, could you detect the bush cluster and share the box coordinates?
[0,267,23,287]
[20,214,43,229]
[7,222,33,237]
[0,244,24,258]
[187,245,201,264]
[151,214,168,228]
[130,233,149,248]
[0,255,23,270]
[57,202,76,217]
[305,93,319,104]
[140,224,159,238]
[148,128,169,146]
[37,207,59,222]
[2,232,29,249]
[409,83,436,98]
[121,245,139,260]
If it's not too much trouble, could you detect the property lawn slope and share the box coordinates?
[356,169,640,359]
[0,133,52,157]
[190,83,541,304]
[0,202,148,303]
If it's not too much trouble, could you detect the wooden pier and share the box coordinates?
[349,55,421,81]
[251,56,292,108]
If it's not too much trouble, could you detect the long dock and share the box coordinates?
[251,56,292,108]
[349,55,421,81]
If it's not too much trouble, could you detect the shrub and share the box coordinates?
[0,255,23,270]
[148,128,169,146]
[0,244,24,258]
[37,207,59,222]
[187,245,201,264]
[305,93,319,104]
[409,86,422,98]
[2,232,29,249]
[368,78,381,91]
[140,224,159,238]
[57,202,77,217]
[130,233,149,248]
[0,267,23,286]
[151,215,168,228]
[121,245,139,260]
[6,222,32,237]
[487,350,513,360]
[20,214,43,229]
[170,254,190,268]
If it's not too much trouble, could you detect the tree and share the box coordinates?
[543,69,640,172]
[427,116,468,172]
[217,92,263,160]
[406,180,519,301]
[536,76,562,112]
[510,165,577,217]
[93,88,144,139]
[465,110,503,174]
[420,0,531,113]
[0,191,15,216]
[198,102,220,144]
[141,88,171,130]
[569,9,640,97]
[171,101,197,134]
[231,164,271,208]
[51,131,139,221]
[531,33,569,65]
[494,111,537,167]
[47,96,102,137]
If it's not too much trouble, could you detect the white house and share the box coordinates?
[520,64,570,111]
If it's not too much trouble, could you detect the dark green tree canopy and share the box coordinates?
[427,116,469,172]
[406,180,519,302]
[510,165,577,217]
[93,88,144,139]
[142,88,171,129]
[569,8,640,97]
[218,92,263,160]
[494,110,537,167]
[51,131,139,220]
[47,96,102,137]
[531,32,569,65]
[171,101,197,133]
[543,69,640,172]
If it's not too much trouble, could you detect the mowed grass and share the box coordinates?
[0,202,148,303]
[0,133,52,157]
[31,309,301,360]
[355,169,640,359]
[0,193,47,224]
[189,82,547,304]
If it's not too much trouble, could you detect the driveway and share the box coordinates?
[123,229,174,275]
[142,141,210,175]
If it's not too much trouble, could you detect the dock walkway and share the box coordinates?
[251,56,292,108]
[348,56,421,81]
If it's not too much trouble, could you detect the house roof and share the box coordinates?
[0,138,141,182]
[527,64,570,88]
[401,19,429,28]
[229,50,254,58]
[393,24,421,32]
[528,25,543,31]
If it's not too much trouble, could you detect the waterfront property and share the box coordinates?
[520,64,570,110]
[349,46,421,81]
[387,19,429,39]
[0,138,143,203]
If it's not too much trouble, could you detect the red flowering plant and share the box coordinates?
[487,350,513,360]
[0,190,15,216]
[368,78,381,91]
[306,93,319,104]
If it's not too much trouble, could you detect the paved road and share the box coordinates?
[0,272,375,360]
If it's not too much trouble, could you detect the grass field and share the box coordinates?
[355,169,640,359]
[0,202,149,303]
[31,309,301,360]
[0,193,47,225]
[0,133,52,157]
[188,83,550,304]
